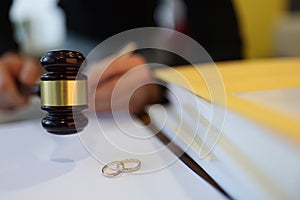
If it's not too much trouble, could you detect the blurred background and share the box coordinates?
[233,0,300,58]
[9,0,300,59]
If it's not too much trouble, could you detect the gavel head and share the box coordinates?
[40,50,88,135]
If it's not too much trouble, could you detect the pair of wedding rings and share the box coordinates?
[102,158,141,178]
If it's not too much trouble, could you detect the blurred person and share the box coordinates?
[0,0,242,114]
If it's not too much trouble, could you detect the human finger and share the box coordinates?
[19,57,42,86]
[0,63,27,109]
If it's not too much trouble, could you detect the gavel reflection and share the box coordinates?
[27,50,88,135]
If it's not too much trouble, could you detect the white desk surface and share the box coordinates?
[0,98,226,200]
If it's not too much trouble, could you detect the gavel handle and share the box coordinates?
[19,84,40,97]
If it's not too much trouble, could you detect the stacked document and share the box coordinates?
[148,58,300,199]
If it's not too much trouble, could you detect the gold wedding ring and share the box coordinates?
[101,161,124,178]
[121,158,141,173]
[101,158,142,178]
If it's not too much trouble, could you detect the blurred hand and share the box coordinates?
[0,52,42,110]
[86,52,163,114]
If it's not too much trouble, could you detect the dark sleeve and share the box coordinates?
[183,0,243,61]
[59,0,159,39]
[0,0,18,55]
[137,0,243,66]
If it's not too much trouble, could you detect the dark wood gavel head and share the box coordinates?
[39,50,88,135]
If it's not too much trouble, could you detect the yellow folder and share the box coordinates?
[154,57,300,145]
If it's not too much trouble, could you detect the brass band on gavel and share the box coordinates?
[40,80,87,106]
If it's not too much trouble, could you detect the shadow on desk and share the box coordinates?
[0,120,89,191]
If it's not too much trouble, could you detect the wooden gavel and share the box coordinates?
[29,50,89,135]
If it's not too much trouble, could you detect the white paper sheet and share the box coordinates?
[0,112,227,200]
[234,88,300,120]
[147,84,300,200]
